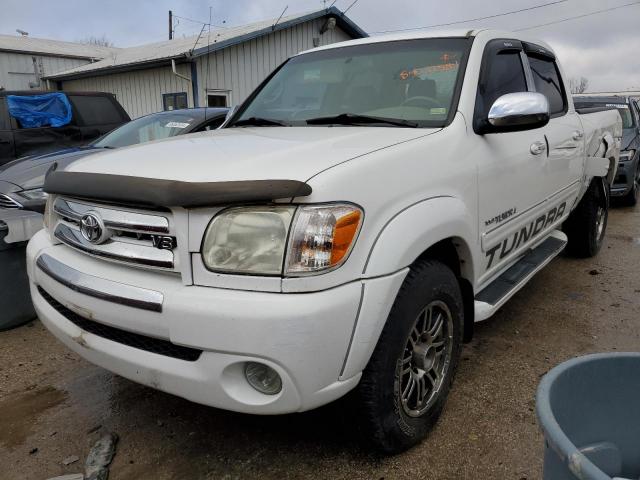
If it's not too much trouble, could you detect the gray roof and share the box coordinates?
[0,33,118,60]
[46,7,367,80]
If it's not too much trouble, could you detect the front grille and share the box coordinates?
[52,197,177,271]
[38,286,202,362]
[0,194,22,209]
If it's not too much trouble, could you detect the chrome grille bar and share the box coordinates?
[0,194,22,209]
[53,198,170,234]
[54,223,174,270]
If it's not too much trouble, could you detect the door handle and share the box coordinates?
[572,131,584,141]
[530,141,546,155]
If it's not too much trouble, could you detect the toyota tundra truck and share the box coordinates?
[26,29,622,453]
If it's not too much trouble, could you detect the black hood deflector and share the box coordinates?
[44,171,312,208]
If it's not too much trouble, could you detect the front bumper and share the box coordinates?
[27,230,404,414]
[611,160,636,197]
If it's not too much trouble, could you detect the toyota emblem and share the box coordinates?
[80,212,108,244]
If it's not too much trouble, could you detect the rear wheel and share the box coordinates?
[357,259,463,454]
[563,180,608,257]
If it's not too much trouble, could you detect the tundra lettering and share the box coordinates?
[485,202,567,269]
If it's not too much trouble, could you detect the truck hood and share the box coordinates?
[64,127,437,183]
[0,146,105,191]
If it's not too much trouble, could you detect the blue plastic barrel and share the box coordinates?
[537,353,640,480]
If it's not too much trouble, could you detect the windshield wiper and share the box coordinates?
[231,117,290,127]
[306,113,418,128]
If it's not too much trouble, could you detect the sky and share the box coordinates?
[1,0,639,92]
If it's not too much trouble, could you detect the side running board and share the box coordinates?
[474,230,568,322]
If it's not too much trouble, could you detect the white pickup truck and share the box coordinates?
[27,29,621,453]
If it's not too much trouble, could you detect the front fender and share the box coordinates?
[363,196,476,281]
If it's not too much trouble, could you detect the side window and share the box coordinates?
[526,55,567,116]
[475,47,528,130]
[69,95,125,126]
[163,93,188,111]
[0,98,9,130]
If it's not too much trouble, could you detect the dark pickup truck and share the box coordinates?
[574,95,640,206]
[0,91,130,166]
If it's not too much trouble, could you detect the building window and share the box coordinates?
[163,92,188,111]
[206,90,230,107]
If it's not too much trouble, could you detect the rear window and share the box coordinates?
[574,101,634,129]
[68,95,124,126]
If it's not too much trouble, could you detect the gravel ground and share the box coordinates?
[0,203,638,480]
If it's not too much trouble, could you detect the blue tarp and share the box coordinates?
[6,93,72,128]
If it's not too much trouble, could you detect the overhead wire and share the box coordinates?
[369,0,568,34]
[515,0,640,30]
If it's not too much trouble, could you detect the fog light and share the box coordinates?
[244,362,282,395]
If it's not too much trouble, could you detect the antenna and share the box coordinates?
[272,6,288,31]
[343,0,359,14]
[204,5,213,120]
[169,11,173,39]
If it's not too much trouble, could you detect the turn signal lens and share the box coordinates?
[285,204,363,275]
[43,195,54,231]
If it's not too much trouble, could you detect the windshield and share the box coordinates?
[93,112,202,148]
[232,38,471,128]
[575,101,635,129]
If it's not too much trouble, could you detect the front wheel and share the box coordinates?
[563,179,608,257]
[357,259,463,454]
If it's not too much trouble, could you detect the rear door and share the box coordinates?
[524,43,583,208]
[0,98,15,165]
[474,39,554,282]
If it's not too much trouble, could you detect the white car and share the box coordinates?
[26,29,621,453]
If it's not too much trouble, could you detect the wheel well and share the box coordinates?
[416,238,475,342]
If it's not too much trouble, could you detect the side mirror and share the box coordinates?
[484,92,550,134]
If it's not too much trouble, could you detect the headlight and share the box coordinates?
[202,206,295,275]
[620,149,636,162]
[285,204,363,275]
[201,203,363,276]
[18,187,49,202]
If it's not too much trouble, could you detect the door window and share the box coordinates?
[474,46,528,131]
[163,92,188,111]
[526,55,567,116]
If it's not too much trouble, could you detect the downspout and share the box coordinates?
[171,59,191,82]
[190,62,199,108]
[171,58,197,108]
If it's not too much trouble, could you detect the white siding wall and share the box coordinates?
[0,52,88,90]
[61,63,193,119]
[58,19,352,118]
[196,20,352,105]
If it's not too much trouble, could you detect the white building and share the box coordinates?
[0,34,116,91]
[45,7,367,118]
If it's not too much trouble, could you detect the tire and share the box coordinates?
[357,259,463,454]
[563,180,608,258]
[621,164,638,207]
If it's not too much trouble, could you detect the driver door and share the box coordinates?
[474,40,550,284]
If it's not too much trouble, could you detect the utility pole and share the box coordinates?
[169,10,173,40]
